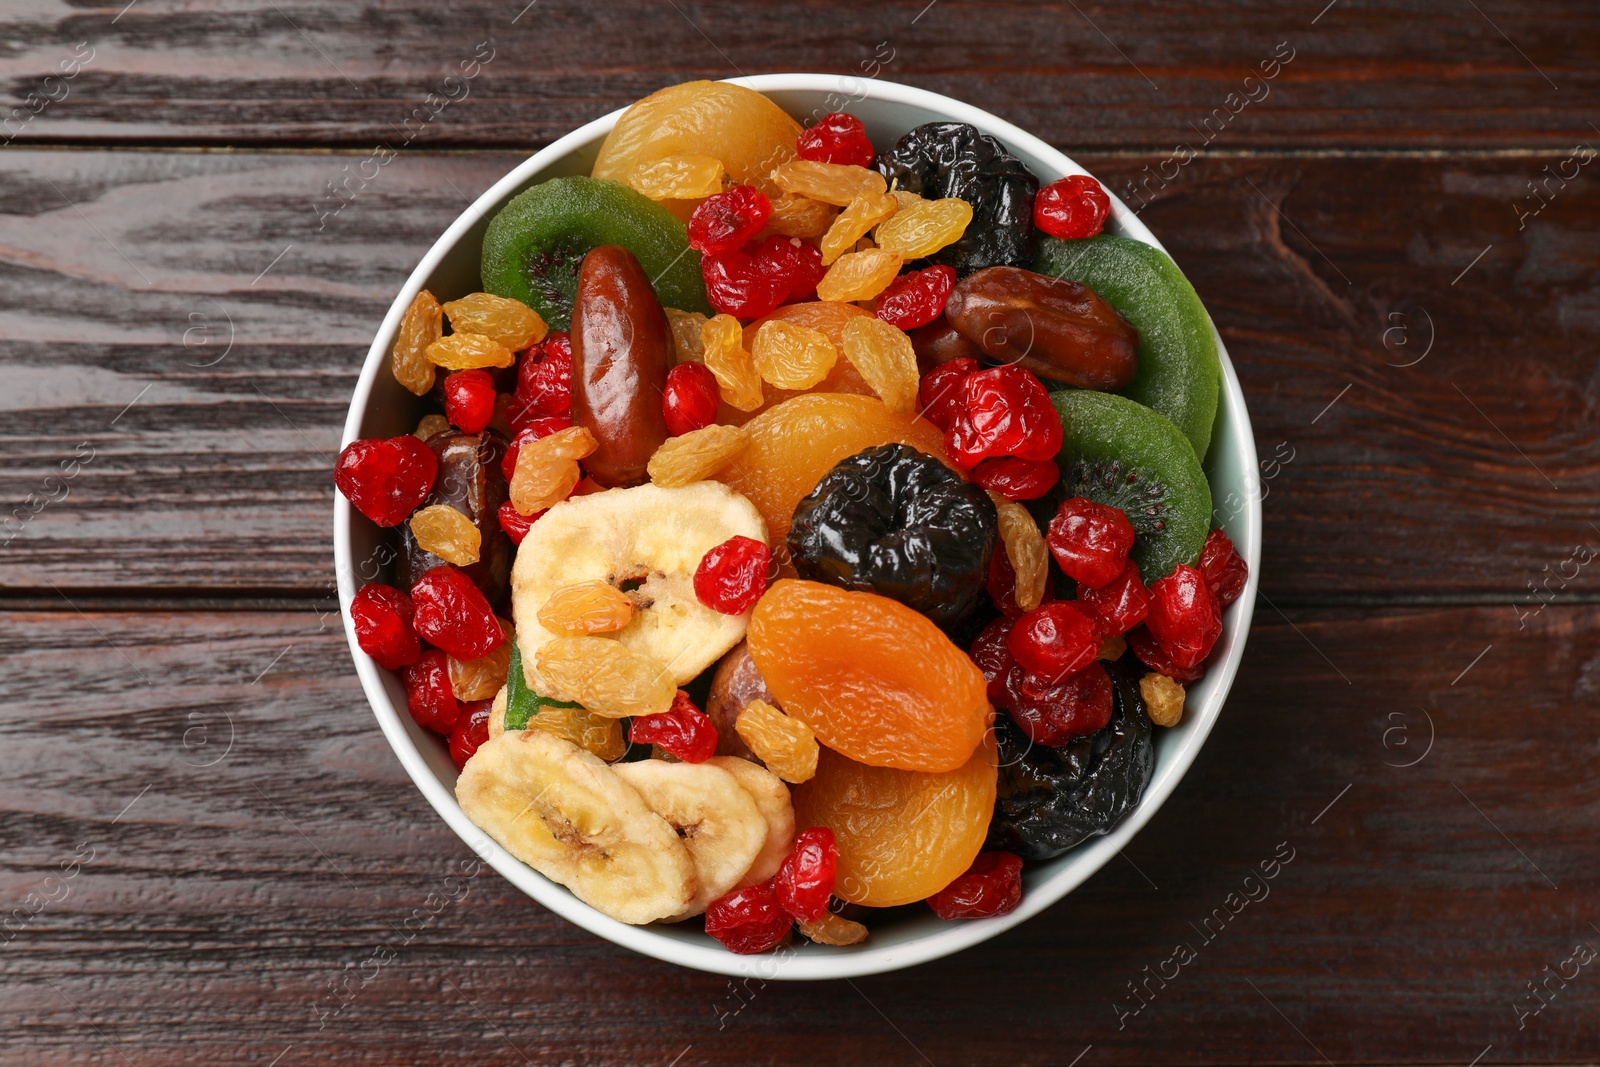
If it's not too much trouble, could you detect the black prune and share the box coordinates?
[985,659,1155,860]
[397,429,513,608]
[787,444,997,628]
[876,122,1039,276]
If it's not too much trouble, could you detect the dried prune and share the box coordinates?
[397,430,513,605]
[787,444,996,628]
[985,659,1155,860]
[876,122,1038,276]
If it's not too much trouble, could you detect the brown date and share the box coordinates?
[943,266,1139,390]
[397,429,513,607]
[909,318,984,375]
[704,639,775,763]
[570,244,672,487]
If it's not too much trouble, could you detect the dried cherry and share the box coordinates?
[694,535,771,615]
[442,369,496,434]
[334,435,438,528]
[410,565,506,660]
[1046,497,1136,589]
[688,186,772,256]
[918,357,978,432]
[1076,561,1149,637]
[971,456,1059,501]
[928,851,1023,919]
[1033,174,1111,240]
[661,362,722,437]
[349,583,420,670]
[946,365,1062,469]
[704,880,791,954]
[1145,564,1222,671]
[629,690,719,763]
[1006,601,1099,683]
[702,247,785,319]
[750,234,826,302]
[1198,528,1249,609]
[403,648,459,735]
[798,112,875,169]
[449,698,493,770]
[775,826,837,921]
[874,264,957,331]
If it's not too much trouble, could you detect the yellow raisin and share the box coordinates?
[426,332,515,371]
[537,580,636,636]
[648,424,752,487]
[408,503,482,566]
[1098,632,1128,661]
[873,197,974,259]
[664,308,709,363]
[535,636,676,719]
[628,154,726,200]
[820,192,898,265]
[392,289,442,396]
[449,619,513,701]
[798,912,869,946]
[528,701,627,762]
[889,189,922,212]
[1140,672,1186,728]
[768,192,836,238]
[988,491,1049,613]
[702,313,764,411]
[509,426,598,515]
[413,413,450,440]
[839,317,918,414]
[771,160,886,207]
[751,320,838,390]
[734,699,818,784]
[816,248,904,304]
[442,292,547,351]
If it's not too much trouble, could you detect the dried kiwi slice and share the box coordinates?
[480,176,710,330]
[1031,389,1210,582]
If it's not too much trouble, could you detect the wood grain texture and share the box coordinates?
[1,605,1595,1065]
[2,1,1597,150]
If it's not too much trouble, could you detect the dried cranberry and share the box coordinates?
[1198,529,1249,610]
[1046,497,1136,589]
[750,234,826,302]
[946,365,1062,469]
[929,851,1024,919]
[694,535,770,615]
[1033,175,1111,241]
[449,698,493,770]
[510,333,572,425]
[969,615,1017,703]
[702,247,785,320]
[985,548,1025,620]
[688,186,772,256]
[1145,564,1222,671]
[410,565,505,660]
[1009,660,1114,745]
[502,416,575,481]
[704,879,791,954]
[402,648,459,734]
[1076,561,1149,637]
[797,112,875,169]
[443,369,497,434]
[971,456,1060,501]
[775,826,837,921]
[874,265,957,331]
[497,500,541,545]
[629,690,719,763]
[662,362,722,437]
[918,357,979,433]
[1127,624,1207,683]
[1006,600,1098,683]
[335,435,438,527]
[349,583,420,670]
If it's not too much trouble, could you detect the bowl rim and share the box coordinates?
[335,72,1261,980]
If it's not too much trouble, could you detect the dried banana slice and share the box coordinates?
[709,756,796,888]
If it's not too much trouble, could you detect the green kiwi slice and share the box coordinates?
[1032,389,1211,582]
[480,176,711,330]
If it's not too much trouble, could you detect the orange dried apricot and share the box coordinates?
[393,289,442,395]
[537,580,635,636]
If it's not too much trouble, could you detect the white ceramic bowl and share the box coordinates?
[336,74,1260,980]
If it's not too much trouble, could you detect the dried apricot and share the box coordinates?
[629,154,726,201]
[393,289,442,395]
[535,636,676,718]
[839,318,918,414]
[449,618,513,701]
[647,424,751,487]
[772,160,886,207]
[798,911,868,945]
[820,193,897,265]
[749,580,991,772]
[734,699,818,783]
[538,580,635,636]
[509,426,598,515]
[751,320,838,390]
[442,292,547,351]
[873,197,973,260]
[665,308,708,363]
[702,313,764,411]
[793,736,997,907]
[989,491,1048,613]
[816,249,904,303]
[408,503,482,567]
[426,332,516,371]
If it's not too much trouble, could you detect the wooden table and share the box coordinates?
[3,2,1597,1063]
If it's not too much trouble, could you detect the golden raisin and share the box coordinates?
[413,413,450,440]
[873,197,973,259]
[648,424,751,487]
[798,912,868,946]
[426,332,515,371]
[771,160,886,206]
[702,313,764,411]
[839,317,918,414]
[509,426,598,515]
[537,580,635,636]
[449,619,513,701]
[751,320,838,390]
[408,503,482,566]
[442,292,547,351]
[392,289,442,396]
[988,492,1049,613]
[734,699,819,784]
[816,249,904,304]
[820,192,897,265]
[628,154,725,200]
[529,700,627,761]
[664,308,708,363]
[535,636,676,719]
[1140,672,1186,727]
[767,192,835,238]
[1098,632,1128,661]
[889,189,922,212]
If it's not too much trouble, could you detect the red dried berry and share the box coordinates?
[335,435,438,527]
[797,112,875,169]
[1126,625,1207,683]
[917,357,979,433]
[702,248,786,320]
[497,500,541,545]
[502,415,576,481]
[1076,560,1150,637]
[946,365,1063,469]
[1005,660,1114,746]
[750,234,826,302]
[662,362,722,437]
[874,265,957,331]
[1145,564,1222,672]
[443,369,497,434]
[410,565,505,660]
[984,548,1025,620]
[629,690,720,763]
[970,455,1060,501]
[1033,175,1111,241]
[1006,600,1099,684]
[929,851,1024,919]
[1046,497,1136,589]
[349,583,421,670]
[403,648,459,735]
[449,698,493,771]
[704,879,791,954]
[510,332,572,425]
[1198,528,1249,610]
[694,535,770,615]
[969,614,1016,697]
[688,186,772,256]
[775,827,837,922]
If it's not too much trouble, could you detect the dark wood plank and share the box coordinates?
[3,605,1596,1064]
[2,1,1597,151]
